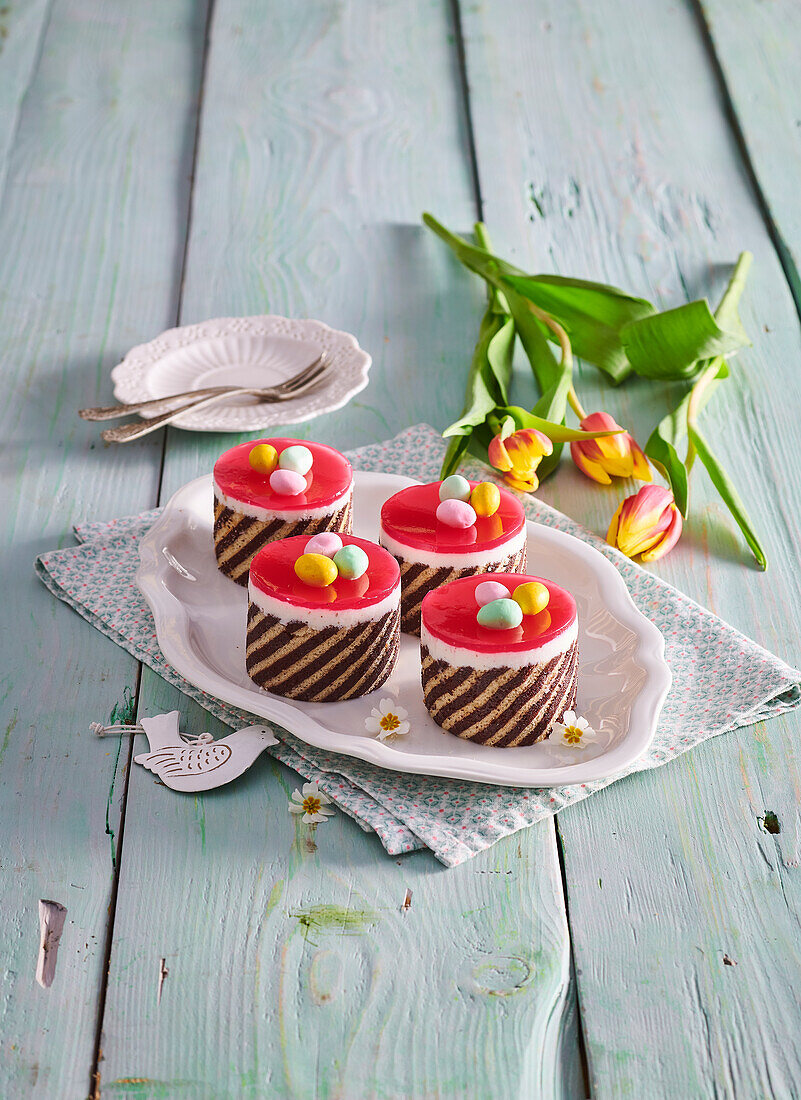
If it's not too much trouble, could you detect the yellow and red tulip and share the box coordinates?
[570,411,651,485]
[607,484,682,562]
[488,422,553,492]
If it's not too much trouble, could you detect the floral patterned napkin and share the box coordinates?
[35,425,801,866]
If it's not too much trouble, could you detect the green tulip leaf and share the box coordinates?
[687,424,767,570]
[621,298,750,380]
[503,273,654,383]
[499,405,623,443]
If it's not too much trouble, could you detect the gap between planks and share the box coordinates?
[689,0,801,321]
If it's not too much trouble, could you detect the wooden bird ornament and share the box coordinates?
[133,711,278,792]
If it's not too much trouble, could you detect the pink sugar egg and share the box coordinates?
[435,498,477,529]
[270,468,306,495]
[304,532,344,558]
[474,580,512,607]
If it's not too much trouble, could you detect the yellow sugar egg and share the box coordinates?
[294,552,338,588]
[470,481,501,517]
[249,443,278,474]
[512,581,550,616]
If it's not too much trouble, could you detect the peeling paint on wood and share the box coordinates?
[36,900,67,988]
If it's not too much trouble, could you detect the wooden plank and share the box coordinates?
[459,0,801,1094]
[97,1,583,1095]
[0,0,51,188]
[0,1,205,1095]
[699,0,801,305]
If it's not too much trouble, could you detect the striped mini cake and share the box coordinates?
[213,438,353,586]
[379,480,527,636]
[246,534,401,702]
[420,573,578,747]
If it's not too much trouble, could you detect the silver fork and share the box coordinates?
[99,358,331,443]
[80,353,326,421]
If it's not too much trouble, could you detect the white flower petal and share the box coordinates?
[316,790,332,805]
[393,705,408,721]
[288,802,305,813]
[307,812,329,823]
[561,710,577,726]
[302,781,319,797]
[364,717,382,733]
[290,788,304,803]
[394,720,410,737]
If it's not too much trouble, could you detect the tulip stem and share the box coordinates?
[685,355,724,473]
[567,386,587,421]
[526,299,573,372]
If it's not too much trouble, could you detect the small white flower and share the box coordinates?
[550,710,598,750]
[364,697,411,741]
[288,781,335,824]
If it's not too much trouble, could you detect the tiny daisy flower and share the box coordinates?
[288,781,335,824]
[365,698,410,741]
[551,710,598,750]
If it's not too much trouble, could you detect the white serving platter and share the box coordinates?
[111,314,371,432]
[137,472,671,787]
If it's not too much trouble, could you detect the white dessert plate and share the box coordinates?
[138,473,671,787]
[111,315,371,432]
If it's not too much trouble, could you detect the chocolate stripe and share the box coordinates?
[214,494,352,586]
[246,602,399,701]
[420,640,579,747]
[488,650,575,747]
[391,545,527,636]
[323,609,401,699]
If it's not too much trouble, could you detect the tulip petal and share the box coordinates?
[641,506,682,561]
[630,438,653,482]
[571,441,612,484]
[606,501,624,546]
[488,435,512,472]
[504,472,539,493]
[580,411,621,433]
[619,484,673,531]
[613,485,674,558]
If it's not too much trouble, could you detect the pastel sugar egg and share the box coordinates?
[476,598,523,630]
[270,468,306,495]
[294,552,338,588]
[470,481,501,517]
[439,474,472,503]
[279,444,313,476]
[475,580,511,607]
[248,443,278,474]
[333,544,369,580]
[512,581,550,616]
[436,499,477,528]
[304,532,343,558]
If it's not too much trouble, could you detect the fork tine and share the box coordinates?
[279,358,330,394]
[274,353,326,394]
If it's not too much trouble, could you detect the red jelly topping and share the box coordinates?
[421,574,576,653]
[380,481,524,554]
[249,535,400,611]
[214,438,352,512]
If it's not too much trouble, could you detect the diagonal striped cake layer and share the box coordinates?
[420,641,578,747]
[386,545,527,636]
[214,494,352,587]
[246,602,400,701]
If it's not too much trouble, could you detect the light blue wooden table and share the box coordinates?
[2,2,800,1096]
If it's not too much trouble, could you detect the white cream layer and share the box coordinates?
[420,616,577,670]
[249,580,400,631]
[379,524,526,570]
[214,477,352,523]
